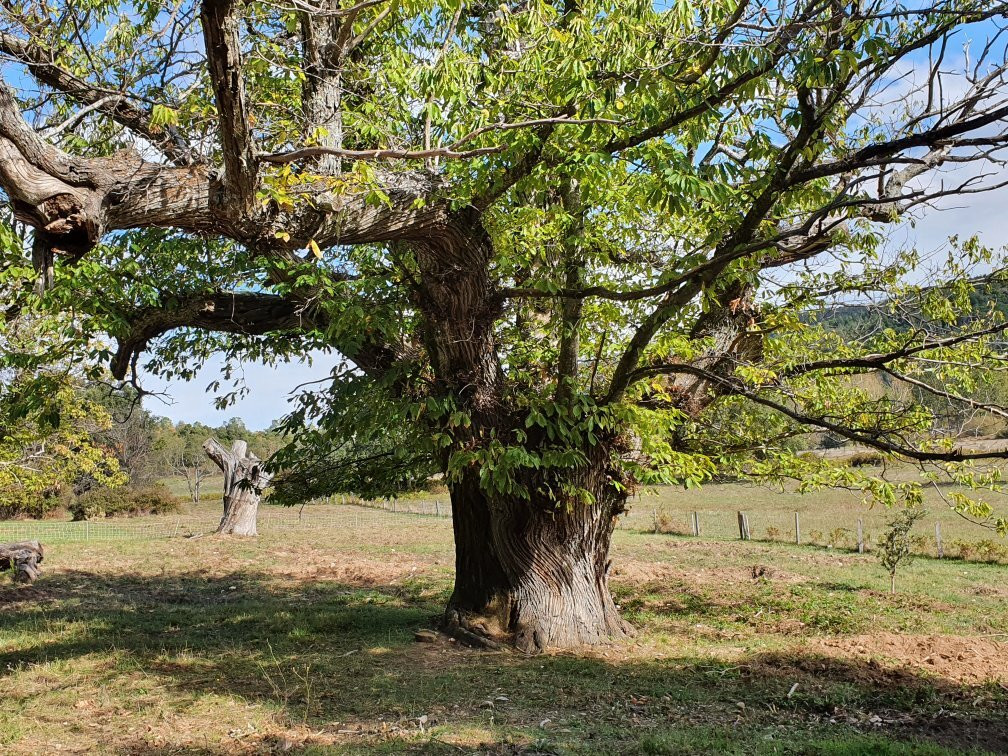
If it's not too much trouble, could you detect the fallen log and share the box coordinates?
[0,541,44,583]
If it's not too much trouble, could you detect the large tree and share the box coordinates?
[2,0,1008,650]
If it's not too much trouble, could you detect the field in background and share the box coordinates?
[633,477,1008,560]
[2,499,1008,754]
[9,469,1004,563]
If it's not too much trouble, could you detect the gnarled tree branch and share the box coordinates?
[110,292,315,379]
[0,31,195,166]
[109,289,409,381]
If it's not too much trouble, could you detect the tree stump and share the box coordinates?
[0,541,44,583]
[203,438,272,536]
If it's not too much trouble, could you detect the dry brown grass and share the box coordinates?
[2,502,1007,754]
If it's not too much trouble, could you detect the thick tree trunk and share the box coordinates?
[443,470,631,653]
[203,438,271,536]
[416,220,630,652]
[217,484,260,536]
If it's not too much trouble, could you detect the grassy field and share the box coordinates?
[632,476,1008,561]
[162,468,1008,561]
[2,496,1008,755]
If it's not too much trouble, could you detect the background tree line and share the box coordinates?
[0,375,285,519]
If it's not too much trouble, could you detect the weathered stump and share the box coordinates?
[0,541,44,583]
[203,438,272,536]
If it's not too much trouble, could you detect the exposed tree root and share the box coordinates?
[441,609,507,651]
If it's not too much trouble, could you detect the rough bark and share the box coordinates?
[110,292,318,380]
[200,0,258,215]
[0,80,448,266]
[0,31,194,165]
[443,464,632,653]
[203,438,271,536]
[418,223,630,653]
[415,212,503,411]
[300,3,347,176]
[0,540,44,583]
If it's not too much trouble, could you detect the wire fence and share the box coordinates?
[616,502,1008,562]
[0,519,195,543]
[0,499,454,544]
[2,493,1005,563]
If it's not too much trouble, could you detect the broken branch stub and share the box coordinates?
[202,437,272,536]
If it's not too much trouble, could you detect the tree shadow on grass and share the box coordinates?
[2,570,1006,755]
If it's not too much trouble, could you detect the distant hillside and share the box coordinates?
[815,280,1008,338]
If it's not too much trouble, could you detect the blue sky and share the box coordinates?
[141,350,335,431]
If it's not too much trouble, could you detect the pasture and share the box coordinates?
[1,489,1007,754]
[155,469,1008,560]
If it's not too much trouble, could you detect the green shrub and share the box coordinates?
[71,484,181,520]
[424,480,449,496]
[953,539,975,561]
[877,506,926,593]
[0,483,73,520]
[828,527,852,549]
[911,533,930,554]
[973,539,1008,564]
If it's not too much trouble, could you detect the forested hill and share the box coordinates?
[815,281,1008,337]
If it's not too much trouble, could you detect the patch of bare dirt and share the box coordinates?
[0,582,57,607]
[969,584,1008,598]
[268,547,439,587]
[610,559,807,588]
[814,633,1008,685]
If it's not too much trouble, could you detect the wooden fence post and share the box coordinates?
[857,519,864,554]
[935,522,943,559]
[744,513,751,540]
[692,511,699,537]
[794,512,801,545]
[737,511,748,540]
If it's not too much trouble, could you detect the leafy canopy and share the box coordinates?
[0,0,1007,524]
